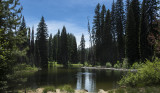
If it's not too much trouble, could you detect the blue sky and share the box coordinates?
[20,0,114,47]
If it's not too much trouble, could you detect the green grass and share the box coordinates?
[48,61,63,67]
[115,88,125,93]
[71,64,83,68]
[58,85,75,93]
[48,61,84,68]
[43,86,56,93]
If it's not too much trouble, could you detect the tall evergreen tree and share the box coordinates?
[116,0,125,62]
[93,3,101,62]
[60,26,68,67]
[31,26,35,65]
[36,16,48,69]
[111,0,118,64]
[80,34,85,65]
[130,0,140,62]
[17,16,28,63]
[126,6,137,65]
[34,38,41,67]
[57,30,61,63]
[67,34,77,63]
[27,28,31,64]
[140,0,158,61]
[48,34,53,61]
[52,33,58,62]
[71,36,78,63]
[0,0,22,91]
[102,9,112,64]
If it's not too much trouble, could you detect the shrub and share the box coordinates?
[59,85,74,93]
[131,62,143,69]
[115,88,125,93]
[122,58,128,69]
[106,62,112,68]
[43,86,56,93]
[118,58,160,87]
[84,62,88,66]
[114,61,121,68]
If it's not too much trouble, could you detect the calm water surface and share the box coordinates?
[10,67,125,92]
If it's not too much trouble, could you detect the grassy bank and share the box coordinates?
[48,61,83,68]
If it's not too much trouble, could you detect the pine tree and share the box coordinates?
[130,0,140,62]
[71,36,78,63]
[102,9,112,65]
[60,26,68,67]
[111,0,118,64]
[48,34,53,61]
[27,28,31,64]
[34,38,41,67]
[31,26,35,65]
[80,34,85,65]
[52,33,58,62]
[66,33,77,63]
[36,16,48,69]
[140,0,158,61]
[57,30,61,63]
[126,6,137,65]
[0,0,22,91]
[116,0,125,62]
[17,16,28,63]
[93,3,101,63]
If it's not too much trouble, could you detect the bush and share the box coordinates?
[84,62,88,66]
[13,63,38,72]
[43,86,56,93]
[118,58,160,87]
[59,85,74,93]
[122,58,128,69]
[131,62,143,69]
[106,62,112,68]
[114,61,121,68]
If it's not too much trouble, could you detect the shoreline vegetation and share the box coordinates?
[15,59,160,93]
[18,86,160,93]
[81,67,137,72]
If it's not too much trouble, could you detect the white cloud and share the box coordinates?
[28,20,90,48]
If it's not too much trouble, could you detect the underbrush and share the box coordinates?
[43,86,56,93]
[106,62,112,68]
[108,86,160,93]
[118,58,160,87]
[58,85,75,93]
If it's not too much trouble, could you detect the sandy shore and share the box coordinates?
[81,67,137,72]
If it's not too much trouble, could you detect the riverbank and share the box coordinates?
[18,86,160,93]
[81,67,137,72]
[19,88,90,93]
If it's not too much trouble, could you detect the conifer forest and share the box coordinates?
[0,0,160,93]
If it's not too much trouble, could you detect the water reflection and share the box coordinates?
[76,69,96,92]
[8,67,124,92]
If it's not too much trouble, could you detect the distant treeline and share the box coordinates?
[86,0,160,66]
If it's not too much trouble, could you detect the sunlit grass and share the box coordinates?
[58,85,75,93]
[43,86,56,93]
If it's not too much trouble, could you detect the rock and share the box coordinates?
[98,89,107,93]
